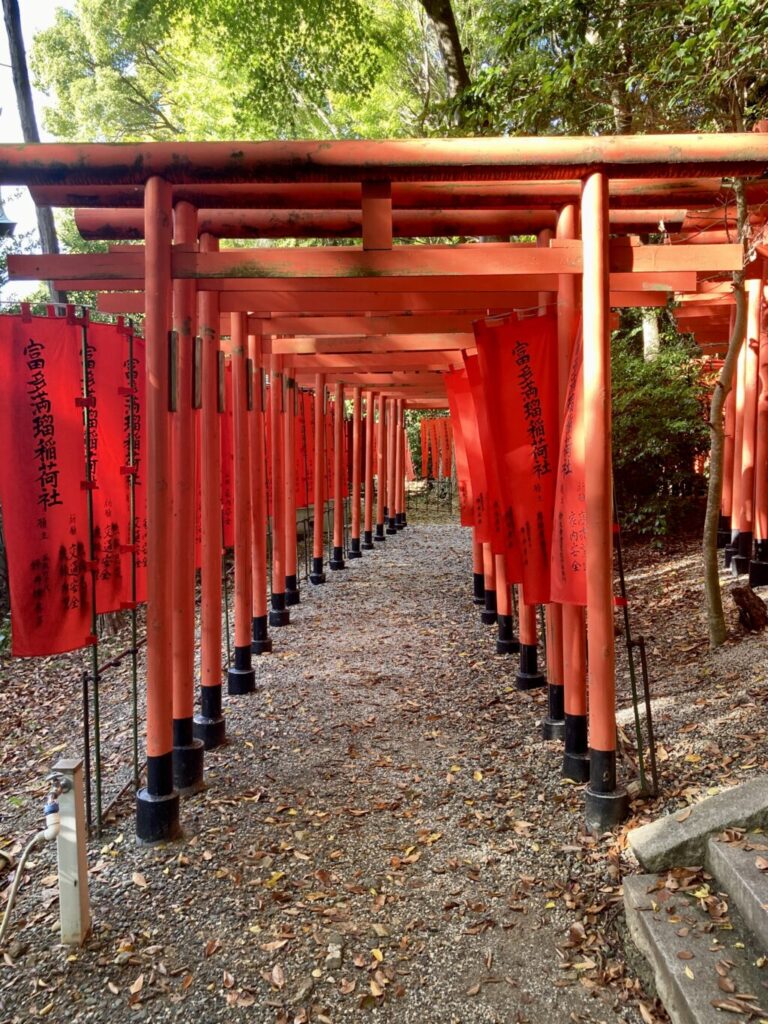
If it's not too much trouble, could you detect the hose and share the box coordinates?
[0,829,46,946]
[0,786,62,947]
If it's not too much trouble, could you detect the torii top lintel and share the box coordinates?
[2,135,768,186]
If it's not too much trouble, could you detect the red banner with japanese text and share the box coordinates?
[444,371,475,528]
[473,312,559,605]
[221,359,235,548]
[86,320,148,612]
[0,314,92,656]
[464,354,519,569]
[550,328,587,605]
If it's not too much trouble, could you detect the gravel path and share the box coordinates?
[2,519,766,1023]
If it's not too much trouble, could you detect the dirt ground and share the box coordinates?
[1,510,766,1024]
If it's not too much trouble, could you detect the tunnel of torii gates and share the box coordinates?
[4,134,768,843]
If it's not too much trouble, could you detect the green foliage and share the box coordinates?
[611,313,711,536]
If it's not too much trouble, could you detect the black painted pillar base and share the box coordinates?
[496,614,519,655]
[374,523,386,542]
[401,512,407,527]
[285,573,300,606]
[724,535,737,569]
[480,589,497,626]
[193,684,226,750]
[251,614,273,655]
[396,512,406,529]
[269,591,290,627]
[472,572,485,607]
[348,537,363,559]
[717,514,731,549]
[732,530,753,577]
[361,530,374,550]
[172,718,205,795]
[541,684,565,741]
[516,643,545,690]
[329,545,345,570]
[584,749,629,831]
[310,556,326,585]
[562,713,590,781]
[136,751,180,844]
[749,540,768,586]
[228,644,256,695]
[386,515,398,535]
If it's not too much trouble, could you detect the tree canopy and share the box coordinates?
[30,0,768,143]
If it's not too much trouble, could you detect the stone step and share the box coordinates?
[624,873,768,1024]
[708,832,768,952]
[628,776,768,872]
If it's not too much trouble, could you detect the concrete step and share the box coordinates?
[628,776,768,872]
[624,873,768,1024]
[708,832,768,952]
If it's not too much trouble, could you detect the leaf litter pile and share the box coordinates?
[1,521,767,1023]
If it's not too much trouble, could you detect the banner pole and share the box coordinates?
[78,306,102,834]
[125,320,140,791]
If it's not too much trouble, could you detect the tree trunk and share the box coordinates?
[1,0,65,303]
[642,308,661,361]
[417,0,470,106]
[703,179,748,647]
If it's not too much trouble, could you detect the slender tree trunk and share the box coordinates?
[418,0,470,122]
[642,308,661,360]
[2,0,65,303]
[703,178,748,647]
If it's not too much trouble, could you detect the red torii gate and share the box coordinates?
[5,134,768,842]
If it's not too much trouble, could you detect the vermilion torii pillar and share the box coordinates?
[136,176,179,843]
[329,381,346,570]
[726,340,747,569]
[170,200,204,795]
[193,233,226,752]
[516,597,544,688]
[732,274,762,575]
[495,555,518,654]
[227,312,256,694]
[751,294,768,583]
[386,398,398,534]
[310,373,327,584]
[284,372,300,604]
[248,332,272,653]
[375,392,387,542]
[582,171,628,829]
[362,389,375,549]
[480,544,496,625]
[472,534,485,606]
[397,399,409,528]
[349,385,363,558]
[556,202,590,781]
[269,355,290,626]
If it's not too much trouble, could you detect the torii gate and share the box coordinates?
[4,134,768,842]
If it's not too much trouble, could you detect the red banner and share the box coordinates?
[550,328,587,605]
[444,371,475,527]
[473,312,559,604]
[464,354,516,564]
[86,320,148,612]
[221,359,235,549]
[0,314,92,656]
